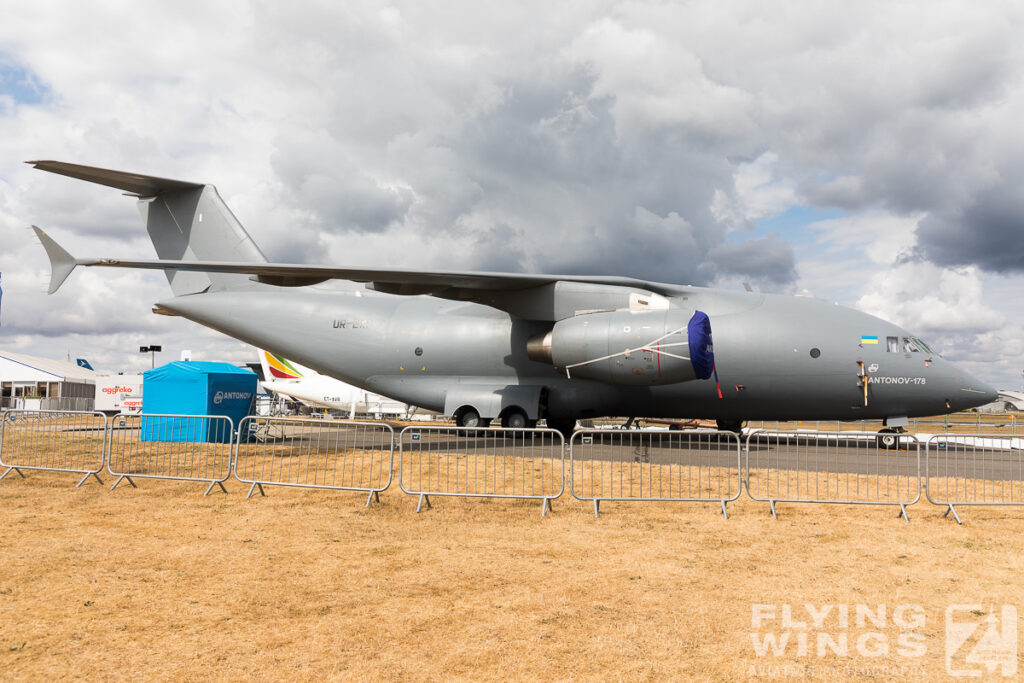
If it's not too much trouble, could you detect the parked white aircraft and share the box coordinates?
[258,349,408,418]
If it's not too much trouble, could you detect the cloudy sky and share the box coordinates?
[0,1,1022,388]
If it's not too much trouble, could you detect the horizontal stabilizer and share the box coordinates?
[32,226,79,293]
[26,160,203,196]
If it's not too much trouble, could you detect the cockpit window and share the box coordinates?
[885,335,938,356]
[911,337,934,354]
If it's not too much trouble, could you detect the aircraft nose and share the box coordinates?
[951,367,998,410]
[978,381,999,407]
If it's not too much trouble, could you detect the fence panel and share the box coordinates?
[569,429,742,517]
[745,430,920,521]
[399,427,564,514]
[233,417,394,504]
[0,410,108,486]
[106,414,235,495]
[924,434,1024,523]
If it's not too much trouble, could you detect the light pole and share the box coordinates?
[140,345,162,369]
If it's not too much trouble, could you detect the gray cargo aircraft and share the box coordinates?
[28,161,997,444]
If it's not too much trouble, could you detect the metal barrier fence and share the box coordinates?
[106,414,235,495]
[745,431,921,521]
[399,426,564,514]
[752,412,1021,436]
[924,434,1024,523]
[39,397,96,413]
[0,410,108,486]
[11,412,1024,525]
[233,417,394,504]
[569,429,742,517]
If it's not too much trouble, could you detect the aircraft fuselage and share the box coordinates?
[157,283,987,423]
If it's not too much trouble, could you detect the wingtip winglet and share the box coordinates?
[31,226,78,294]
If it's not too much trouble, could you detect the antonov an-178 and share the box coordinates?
[28,161,997,445]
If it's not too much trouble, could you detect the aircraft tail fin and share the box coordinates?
[32,226,79,294]
[76,358,94,370]
[259,349,305,381]
[27,161,268,296]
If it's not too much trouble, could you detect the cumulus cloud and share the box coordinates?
[809,212,920,266]
[856,262,1004,338]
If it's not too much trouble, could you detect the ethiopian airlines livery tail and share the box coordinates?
[260,350,304,381]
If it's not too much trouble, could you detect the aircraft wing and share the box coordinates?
[32,226,680,298]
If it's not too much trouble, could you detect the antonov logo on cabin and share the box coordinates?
[213,391,251,405]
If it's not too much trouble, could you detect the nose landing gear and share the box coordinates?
[715,419,745,435]
[877,427,905,450]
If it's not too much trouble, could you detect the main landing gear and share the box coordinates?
[500,408,536,429]
[455,407,490,429]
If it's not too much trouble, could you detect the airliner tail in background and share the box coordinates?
[257,349,412,417]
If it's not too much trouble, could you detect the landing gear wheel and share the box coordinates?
[456,408,488,429]
[501,409,530,429]
[715,419,744,435]
[545,418,577,441]
[877,427,902,450]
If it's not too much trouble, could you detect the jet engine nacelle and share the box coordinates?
[527,308,715,386]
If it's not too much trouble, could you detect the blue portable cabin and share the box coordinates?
[141,361,257,442]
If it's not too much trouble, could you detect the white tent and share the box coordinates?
[0,350,96,411]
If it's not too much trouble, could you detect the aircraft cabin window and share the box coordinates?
[886,336,899,352]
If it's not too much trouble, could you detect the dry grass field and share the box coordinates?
[2,465,1023,681]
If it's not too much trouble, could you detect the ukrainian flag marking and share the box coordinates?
[861,335,879,345]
